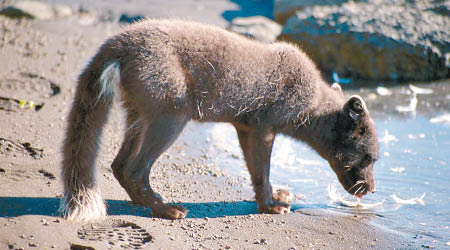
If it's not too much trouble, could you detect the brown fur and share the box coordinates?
[61,19,378,221]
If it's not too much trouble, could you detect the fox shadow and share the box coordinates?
[0,197,328,219]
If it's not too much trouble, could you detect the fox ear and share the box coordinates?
[331,82,344,98]
[331,82,342,92]
[345,95,367,121]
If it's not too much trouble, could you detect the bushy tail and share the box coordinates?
[60,61,120,222]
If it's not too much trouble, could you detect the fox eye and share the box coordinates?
[360,127,366,135]
[360,155,375,167]
[344,153,360,166]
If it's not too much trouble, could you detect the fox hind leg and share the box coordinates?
[112,112,188,219]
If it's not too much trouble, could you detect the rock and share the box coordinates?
[53,4,72,19]
[228,16,282,43]
[119,13,146,24]
[28,242,39,247]
[279,1,450,81]
[0,1,71,20]
[274,0,347,24]
[77,7,96,26]
[427,1,450,16]
[0,0,53,19]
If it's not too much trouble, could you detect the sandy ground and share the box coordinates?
[0,1,416,249]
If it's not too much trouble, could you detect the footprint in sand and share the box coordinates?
[77,220,152,249]
[0,138,44,159]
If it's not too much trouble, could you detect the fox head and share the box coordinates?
[329,95,379,197]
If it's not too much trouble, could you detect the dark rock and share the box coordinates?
[119,13,145,24]
[228,16,282,43]
[274,0,348,24]
[279,1,450,81]
[427,1,450,16]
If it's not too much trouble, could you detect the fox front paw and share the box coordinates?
[151,204,187,219]
[258,203,291,214]
[272,189,292,204]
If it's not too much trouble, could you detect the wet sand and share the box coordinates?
[0,1,415,249]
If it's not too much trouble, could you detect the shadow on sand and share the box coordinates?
[0,197,328,219]
[222,0,274,22]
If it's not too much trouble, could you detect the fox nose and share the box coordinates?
[367,183,375,193]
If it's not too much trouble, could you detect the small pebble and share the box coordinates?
[231,154,240,159]
[28,242,39,247]
[254,239,268,245]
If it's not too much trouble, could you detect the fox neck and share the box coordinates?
[293,84,346,161]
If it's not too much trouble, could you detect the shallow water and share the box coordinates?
[174,81,450,247]
[370,117,449,236]
[172,81,450,247]
[187,115,449,247]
